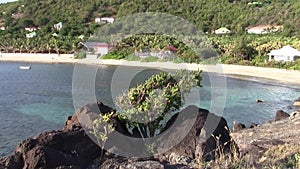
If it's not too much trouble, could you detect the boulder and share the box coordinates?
[0,127,101,169]
[290,110,300,120]
[0,102,116,169]
[157,105,232,163]
[0,152,23,169]
[256,99,265,103]
[64,101,114,130]
[248,123,258,128]
[64,102,130,137]
[0,102,234,168]
[232,122,246,132]
[275,110,289,121]
[294,97,300,106]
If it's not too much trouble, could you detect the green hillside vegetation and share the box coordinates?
[0,0,300,69]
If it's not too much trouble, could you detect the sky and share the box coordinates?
[0,0,18,4]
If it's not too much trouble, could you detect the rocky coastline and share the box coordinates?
[1,100,300,169]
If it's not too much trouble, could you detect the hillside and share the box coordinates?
[1,0,300,35]
[0,0,300,63]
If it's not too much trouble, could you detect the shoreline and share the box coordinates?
[0,53,77,63]
[98,59,300,85]
[1,53,300,85]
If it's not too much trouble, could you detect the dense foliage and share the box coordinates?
[104,34,204,63]
[210,34,300,69]
[115,69,202,138]
[0,0,300,69]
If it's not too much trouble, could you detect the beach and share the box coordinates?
[0,53,77,63]
[99,59,300,85]
[1,53,300,85]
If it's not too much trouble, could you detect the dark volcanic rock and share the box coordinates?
[1,102,233,169]
[0,152,23,169]
[64,102,129,137]
[275,110,289,121]
[232,122,246,132]
[157,105,232,163]
[64,101,114,130]
[294,97,300,106]
[0,128,101,169]
[0,102,115,169]
[249,123,258,128]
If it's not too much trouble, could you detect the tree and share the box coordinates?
[22,19,35,27]
[115,69,202,138]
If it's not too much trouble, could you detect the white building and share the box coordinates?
[54,22,63,31]
[95,17,115,23]
[268,45,300,62]
[25,26,37,32]
[95,18,101,23]
[247,25,283,34]
[215,27,231,34]
[82,42,109,56]
[0,26,6,30]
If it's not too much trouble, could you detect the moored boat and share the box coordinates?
[19,66,31,70]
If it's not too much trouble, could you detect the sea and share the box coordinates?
[0,61,299,157]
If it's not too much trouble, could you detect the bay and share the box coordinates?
[0,61,299,157]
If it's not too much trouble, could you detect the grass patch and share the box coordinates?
[140,56,159,62]
[101,53,125,60]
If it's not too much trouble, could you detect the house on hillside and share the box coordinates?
[135,45,177,59]
[246,25,283,34]
[25,26,37,32]
[0,26,6,30]
[95,18,101,23]
[247,1,263,6]
[54,22,63,31]
[215,27,231,34]
[81,42,109,57]
[95,17,115,24]
[268,45,300,62]
[26,31,37,38]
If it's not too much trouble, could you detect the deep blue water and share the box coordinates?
[0,61,299,157]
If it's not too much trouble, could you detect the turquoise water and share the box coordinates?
[0,62,299,157]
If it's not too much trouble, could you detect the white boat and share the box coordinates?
[19,66,31,70]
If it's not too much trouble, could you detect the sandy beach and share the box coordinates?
[0,53,77,63]
[1,53,299,85]
[99,59,300,85]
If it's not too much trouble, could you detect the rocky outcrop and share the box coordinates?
[0,102,233,169]
[157,106,232,164]
[231,109,300,167]
[0,102,113,169]
[293,97,300,106]
[232,122,246,132]
[0,128,101,169]
[274,110,289,121]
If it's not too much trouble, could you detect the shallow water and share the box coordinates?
[0,61,299,157]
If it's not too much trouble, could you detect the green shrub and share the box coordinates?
[124,54,140,61]
[223,57,239,64]
[115,69,202,138]
[251,55,267,66]
[140,56,159,62]
[237,60,253,66]
[75,50,86,59]
[101,53,125,60]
